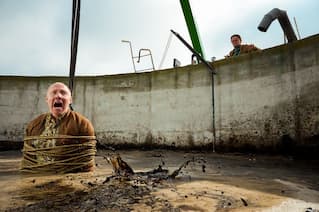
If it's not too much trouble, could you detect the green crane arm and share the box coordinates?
[179,0,205,60]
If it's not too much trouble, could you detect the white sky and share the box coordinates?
[0,0,318,76]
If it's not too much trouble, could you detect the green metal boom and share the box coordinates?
[180,0,205,59]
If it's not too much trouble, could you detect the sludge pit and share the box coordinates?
[1,150,319,211]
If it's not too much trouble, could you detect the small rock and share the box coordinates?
[305,207,313,212]
[202,165,206,172]
[240,198,248,206]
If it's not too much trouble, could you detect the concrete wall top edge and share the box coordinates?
[0,64,201,80]
[212,33,319,67]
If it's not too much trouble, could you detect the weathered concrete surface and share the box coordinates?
[0,34,318,154]
[214,34,319,154]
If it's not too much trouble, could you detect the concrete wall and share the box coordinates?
[1,34,318,154]
[214,35,319,153]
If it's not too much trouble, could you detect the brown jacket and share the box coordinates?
[24,110,95,172]
[26,110,94,137]
[228,44,259,57]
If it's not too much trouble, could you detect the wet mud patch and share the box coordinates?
[6,154,206,211]
[7,176,179,211]
[1,150,319,211]
[16,179,80,202]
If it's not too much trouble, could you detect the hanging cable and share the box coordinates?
[158,32,173,70]
[69,0,81,96]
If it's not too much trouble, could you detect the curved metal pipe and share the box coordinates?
[137,48,155,71]
[258,8,298,43]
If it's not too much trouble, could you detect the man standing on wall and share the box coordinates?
[226,34,260,57]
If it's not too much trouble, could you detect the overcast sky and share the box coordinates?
[0,0,318,76]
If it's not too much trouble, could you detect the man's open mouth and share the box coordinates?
[53,102,63,108]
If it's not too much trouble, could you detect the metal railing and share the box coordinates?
[122,40,155,72]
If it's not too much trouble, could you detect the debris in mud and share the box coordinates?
[241,197,248,206]
[104,153,134,176]
[7,152,207,211]
[202,164,206,172]
[5,150,319,211]
[9,183,154,212]
[103,153,206,182]
[8,177,180,212]
[305,207,319,212]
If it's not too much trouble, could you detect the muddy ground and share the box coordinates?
[0,150,318,212]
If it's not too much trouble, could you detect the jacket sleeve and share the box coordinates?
[80,118,95,136]
[248,44,260,51]
[75,112,95,136]
[24,114,46,136]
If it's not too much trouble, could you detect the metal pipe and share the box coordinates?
[137,48,155,71]
[293,17,301,39]
[258,8,297,43]
[121,40,136,73]
[173,58,181,67]
[68,0,81,111]
[69,0,81,96]
[171,29,216,152]
[170,30,216,74]
[211,70,216,152]
[180,0,205,60]
[191,54,197,64]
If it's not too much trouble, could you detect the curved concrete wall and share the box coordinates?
[214,35,319,154]
[0,34,318,154]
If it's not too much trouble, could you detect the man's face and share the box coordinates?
[46,83,72,118]
[231,36,241,48]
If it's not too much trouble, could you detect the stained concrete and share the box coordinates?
[0,34,319,154]
[213,34,319,155]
